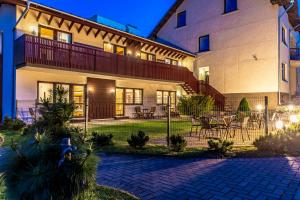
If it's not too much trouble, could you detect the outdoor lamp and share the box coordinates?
[256,104,263,112]
[290,115,299,123]
[288,104,294,111]
[275,120,284,129]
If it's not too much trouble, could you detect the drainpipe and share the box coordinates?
[11,1,31,119]
[277,1,294,105]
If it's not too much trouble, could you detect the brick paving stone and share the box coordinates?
[95,154,300,199]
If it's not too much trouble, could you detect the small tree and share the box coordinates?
[237,97,251,112]
[178,95,214,117]
[2,86,98,199]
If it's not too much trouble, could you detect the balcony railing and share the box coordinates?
[15,34,199,92]
[290,48,300,60]
[199,80,225,108]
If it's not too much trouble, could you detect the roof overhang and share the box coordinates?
[0,0,195,57]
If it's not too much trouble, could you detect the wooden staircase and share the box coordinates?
[180,83,195,95]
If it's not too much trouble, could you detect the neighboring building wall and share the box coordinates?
[0,4,17,119]
[156,0,285,102]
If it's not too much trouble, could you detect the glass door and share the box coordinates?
[116,88,124,116]
[73,85,85,117]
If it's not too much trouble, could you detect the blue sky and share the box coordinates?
[33,0,177,37]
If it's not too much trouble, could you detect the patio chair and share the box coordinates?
[216,116,234,139]
[133,106,143,119]
[148,107,156,119]
[199,116,218,139]
[190,116,201,136]
[232,116,250,142]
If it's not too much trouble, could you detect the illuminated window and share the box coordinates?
[172,60,178,66]
[104,43,114,53]
[40,27,54,40]
[141,52,148,60]
[165,58,171,64]
[57,32,72,43]
[177,11,186,28]
[125,89,134,104]
[56,84,70,102]
[148,54,155,61]
[73,85,85,117]
[163,91,169,104]
[38,82,54,103]
[224,0,237,13]
[156,91,163,104]
[116,46,125,55]
[134,89,143,104]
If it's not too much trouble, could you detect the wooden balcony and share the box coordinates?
[15,34,199,92]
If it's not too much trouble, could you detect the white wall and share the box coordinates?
[157,0,283,95]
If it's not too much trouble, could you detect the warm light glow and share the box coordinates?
[288,104,294,111]
[30,26,38,35]
[177,90,182,97]
[127,50,132,55]
[256,104,263,111]
[88,87,94,93]
[178,61,182,66]
[109,88,115,94]
[136,52,141,57]
[275,120,284,129]
[290,115,299,123]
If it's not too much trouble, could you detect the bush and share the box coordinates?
[2,86,98,199]
[237,97,251,112]
[253,133,290,154]
[92,132,113,147]
[22,125,37,136]
[208,138,234,156]
[178,95,214,117]
[127,131,149,149]
[170,134,187,152]
[1,117,26,131]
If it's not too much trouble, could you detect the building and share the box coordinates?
[151,0,300,108]
[0,0,213,121]
[0,0,299,121]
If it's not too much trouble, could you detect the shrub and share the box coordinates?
[92,132,113,147]
[2,86,98,199]
[178,95,214,117]
[237,97,251,112]
[22,125,37,136]
[2,116,13,130]
[208,138,234,156]
[11,119,26,131]
[127,131,149,149]
[253,133,288,154]
[170,134,187,152]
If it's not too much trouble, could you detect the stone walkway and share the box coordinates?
[97,154,300,200]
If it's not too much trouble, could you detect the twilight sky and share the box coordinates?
[33,0,177,37]
[32,0,300,37]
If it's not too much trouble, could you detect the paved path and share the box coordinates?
[97,154,300,200]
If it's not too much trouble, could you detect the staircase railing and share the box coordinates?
[199,80,225,108]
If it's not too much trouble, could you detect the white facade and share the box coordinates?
[156,0,299,104]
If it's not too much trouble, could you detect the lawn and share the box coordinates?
[88,119,192,145]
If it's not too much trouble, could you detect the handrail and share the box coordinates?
[199,80,225,108]
[14,34,200,93]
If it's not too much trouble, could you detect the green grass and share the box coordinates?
[0,130,25,147]
[88,119,191,145]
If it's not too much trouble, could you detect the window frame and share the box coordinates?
[198,35,210,53]
[282,26,288,46]
[103,42,127,55]
[156,90,177,106]
[281,63,288,82]
[224,0,238,14]
[116,87,143,105]
[176,10,187,28]
[38,25,73,43]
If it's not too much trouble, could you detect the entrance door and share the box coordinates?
[199,66,210,84]
[116,88,124,116]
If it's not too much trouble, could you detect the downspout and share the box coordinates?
[11,1,31,118]
[278,1,294,105]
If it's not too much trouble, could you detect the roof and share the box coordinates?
[89,15,142,36]
[0,0,195,57]
[150,0,300,38]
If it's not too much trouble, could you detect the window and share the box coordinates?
[165,58,171,65]
[199,35,210,52]
[148,54,155,61]
[38,82,54,103]
[104,43,114,53]
[118,88,143,105]
[141,52,148,60]
[157,90,177,108]
[56,84,70,102]
[172,60,178,66]
[177,11,186,28]
[282,63,288,81]
[57,32,72,43]
[282,26,287,46]
[73,85,85,117]
[224,0,238,14]
[40,27,54,40]
[116,46,125,55]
